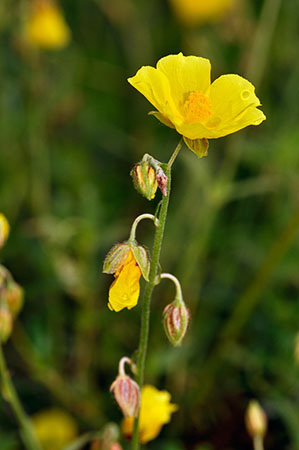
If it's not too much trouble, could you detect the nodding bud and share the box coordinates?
[6,281,24,317]
[110,357,140,418]
[0,213,10,249]
[0,307,13,343]
[163,301,190,346]
[131,161,158,200]
[110,375,140,418]
[245,400,267,438]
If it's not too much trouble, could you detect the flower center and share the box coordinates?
[183,91,212,123]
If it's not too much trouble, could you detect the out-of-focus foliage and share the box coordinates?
[0,0,299,449]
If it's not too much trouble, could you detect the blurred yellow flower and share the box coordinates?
[122,385,178,443]
[25,0,71,50]
[108,250,142,312]
[128,53,265,155]
[0,213,10,248]
[32,408,77,450]
[169,0,234,26]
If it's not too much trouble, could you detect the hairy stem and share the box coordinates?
[131,138,183,450]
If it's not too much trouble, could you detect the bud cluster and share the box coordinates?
[131,154,168,201]
[0,265,24,343]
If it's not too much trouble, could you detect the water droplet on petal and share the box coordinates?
[241,90,250,100]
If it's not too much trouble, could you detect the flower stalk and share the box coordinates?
[131,138,183,450]
[0,343,42,450]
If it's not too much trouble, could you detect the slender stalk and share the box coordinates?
[160,273,183,304]
[253,435,264,450]
[131,139,183,450]
[129,214,159,243]
[0,344,41,450]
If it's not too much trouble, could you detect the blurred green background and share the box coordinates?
[0,0,299,449]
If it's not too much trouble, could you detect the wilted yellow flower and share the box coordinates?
[128,53,265,155]
[32,408,77,450]
[122,385,178,443]
[108,250,142,312]
[169,0,233,26]
[25,0,71,50]
[0,213,10,248]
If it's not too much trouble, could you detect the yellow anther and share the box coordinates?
[183,91,212,123]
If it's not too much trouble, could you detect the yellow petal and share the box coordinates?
[128,66,180,125]
[156,53,211,113]
[148,111,175,128]
[205,74,265,138]
[108,258,141,312]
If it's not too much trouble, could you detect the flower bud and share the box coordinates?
[245,400,267,438]
[103,243,131,275]
[110,375,140,418]
[6,281,24,317]
[0,307,13,343]
[163,301,190,346]
[131,161,158,200]
[0,214,10,249]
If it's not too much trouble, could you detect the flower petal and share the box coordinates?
[156,53,211,108]
[128,66,180,124]
[204,74,266,138]
[108,259,141,312]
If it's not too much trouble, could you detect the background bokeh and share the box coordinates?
[0,0,299,449]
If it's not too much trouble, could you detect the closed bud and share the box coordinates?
[163,301,190,346]
[0,214,10,249]
[245,400,267,438]
[6,281,24,317]
[103,243,131,275]
[0,308,13,342]
[131,161,158,200]
[110,375,140,418]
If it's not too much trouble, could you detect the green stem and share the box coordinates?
[131,139,183,450]
[253,434,264,450]
[0,344,42,450]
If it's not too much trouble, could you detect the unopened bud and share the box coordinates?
[245,400,267,438]
[163,301,190,346]
[155,167,168,196]
[110,357,140,418]
[131,161,158,200]
[110,375,140,418]
[0,214,10,249]
[6,282,24,317]
[0,308,13,342]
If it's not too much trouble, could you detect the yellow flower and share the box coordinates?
[32,408,77,450]
[25,0,71,50]
[169,0,234,26]
[128,53,265,155]
[108,250,142,312]
[0,213,10,248]
[122,385,178,443]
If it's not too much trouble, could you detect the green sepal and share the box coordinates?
[102,243,131,274]
[183,136,209,158]
[131,244,150,282]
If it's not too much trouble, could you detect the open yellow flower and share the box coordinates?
[32,408,77,450]
[25,0,71,50]
[0,213,10,249]
[169,0,234,26]
[108,250,142,312]
[122,385,178,443]
[128,53,265,156]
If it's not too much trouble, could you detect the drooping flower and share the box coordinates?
[32,408,77,450]
[108,250,142,312]
[122,385,178,443]
[169,0,234,26]
[25,0,71,50]
[128,53,265,156]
